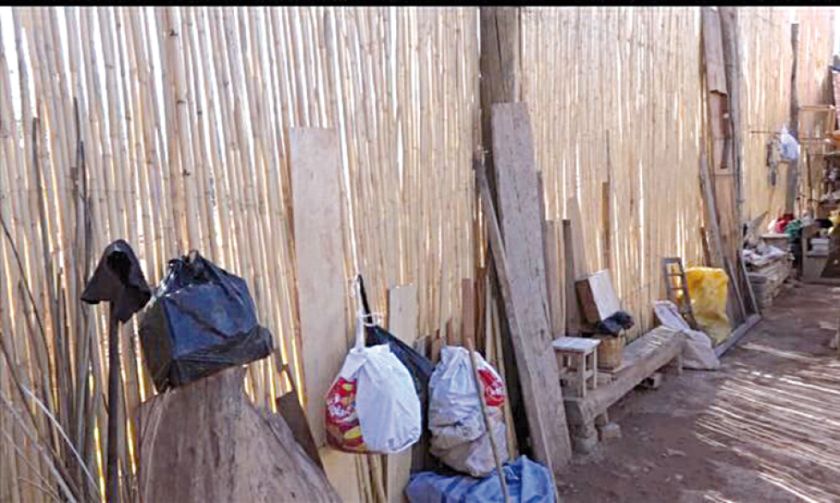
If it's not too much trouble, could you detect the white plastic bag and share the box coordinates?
[779,126,800,163]
[653,301,720,370]
[428,346,508,477]
[324,282,421,454]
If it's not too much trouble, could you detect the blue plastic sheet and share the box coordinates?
[405,455,555,503]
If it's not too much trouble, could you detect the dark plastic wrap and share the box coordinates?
[138,251,273,392]
[594,310,635,336]
[357,275,434,426]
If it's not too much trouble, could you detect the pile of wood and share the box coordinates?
[747,254,792,309]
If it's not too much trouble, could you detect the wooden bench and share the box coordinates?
[562,327,686,453]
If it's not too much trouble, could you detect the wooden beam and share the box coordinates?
[460,278,476,349]
[786,22,800,213]
[563,220,583,335]
[489,102,572,473]
[601,180,612,270]
[479,7,521,200]
[719,7,744,228]
[544,220,564,336]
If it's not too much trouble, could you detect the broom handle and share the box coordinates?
[465,337,509,503]
[106,306,121,503]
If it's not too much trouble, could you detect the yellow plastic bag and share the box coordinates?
[683,267,731,345]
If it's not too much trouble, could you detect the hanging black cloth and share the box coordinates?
[81,239,151,321]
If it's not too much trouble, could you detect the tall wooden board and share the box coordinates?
[543,220,565,335]
[490,102,572,473]
[289,128,346,447]
[566,195,589,279]
[385,283,418,503]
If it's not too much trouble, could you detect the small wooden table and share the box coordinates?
[553,337,600,398]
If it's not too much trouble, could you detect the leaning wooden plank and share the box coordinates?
[385,283,418,503]
[563,220,584,335]
[566,195,588,280]
[714,314,761,358]
[563,328,686,427]
[477,162,565,486]
[489,101,572,471]
[543,220,565,335]
[290,128,347,447]
[138,367,340,502]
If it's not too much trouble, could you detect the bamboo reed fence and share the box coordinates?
[0,7,478,502]
[521,7,707,337]
[739,7,834,224]
[0,6,834,503]
[740,7,834,222]
[522,6,834,339]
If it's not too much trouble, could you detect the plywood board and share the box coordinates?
[290,128,347,447]
[385,283,418,503]
[491,102,572,474]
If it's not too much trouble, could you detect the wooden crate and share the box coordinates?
[575,270,621,324]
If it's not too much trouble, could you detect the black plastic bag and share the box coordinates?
[138,251,273,392]
[357,275,434,426]
[594,310,635,336]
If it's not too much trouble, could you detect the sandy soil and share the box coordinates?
[558,282,840,502]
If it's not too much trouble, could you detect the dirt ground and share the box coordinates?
[558,282,840,502]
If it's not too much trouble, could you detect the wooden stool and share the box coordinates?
[553,337,600,398]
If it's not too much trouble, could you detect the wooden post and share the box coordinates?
[479,7,521,197]
[786,22,800,214]
[719,7,743,233]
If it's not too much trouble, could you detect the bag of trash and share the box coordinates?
[324,280,422,454]
[684,267,731,345]
[405,455,555,503]
[357,275,435,426]
[653,301,720,370]
[138,251,273,392]
[429,345,508,477]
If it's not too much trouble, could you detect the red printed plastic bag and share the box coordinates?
[428,346,508,477]
[324,282,421,454]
